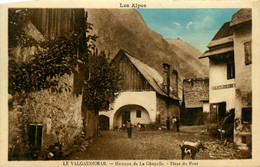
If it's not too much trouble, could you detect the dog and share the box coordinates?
[179,140,207,159]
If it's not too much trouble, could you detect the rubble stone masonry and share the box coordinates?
[9,74,83,160]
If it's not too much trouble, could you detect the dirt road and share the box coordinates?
[67,126,251,160]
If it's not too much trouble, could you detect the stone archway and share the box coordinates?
[113,104,151,128]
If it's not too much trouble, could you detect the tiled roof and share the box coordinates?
[212,22,233,41]
[200,46,234,59]
[200,22,233,59]
[117,50,179,101]
[230,8,252,27]
[207,36,233,48]
[201,9,251,60]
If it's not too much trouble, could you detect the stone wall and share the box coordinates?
[183,78,209,108]
[156,94,180,125]
[233,22,252,150]
[233,23,252,117]
[8,74,83,160]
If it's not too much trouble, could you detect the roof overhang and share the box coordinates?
[207,36,233,48]
[200,46,234,59]
[116,49,180,101]
[230,9,252,27]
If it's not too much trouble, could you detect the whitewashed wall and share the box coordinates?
[99,91,157,129]
[209,61,236,111]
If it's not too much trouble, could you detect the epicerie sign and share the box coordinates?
[212,83,235,90]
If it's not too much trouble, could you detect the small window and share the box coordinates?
[29,124,43,150]
[242,136,247,144]
[244,41,252,65]
[227,61,235,79]
[242,108,252,123]
[136,110,141,118]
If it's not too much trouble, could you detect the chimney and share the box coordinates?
[171,70,178,97]
[163,63,170,95]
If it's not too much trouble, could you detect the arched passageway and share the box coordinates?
[113,104,151,128]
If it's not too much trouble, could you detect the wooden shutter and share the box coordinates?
[244,41,252,65]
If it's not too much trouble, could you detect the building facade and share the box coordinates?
[182,78,209,125]
[99,50,180,129]
[201,9,252,150]
[8,9,86,160]
[231,9,252,150]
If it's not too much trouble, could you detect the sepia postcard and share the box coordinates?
[1,0,260,167]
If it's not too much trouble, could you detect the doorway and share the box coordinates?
[218,102,226,122]
[122,111,130,125]
[99,115,110,130]
[210,102,226,123]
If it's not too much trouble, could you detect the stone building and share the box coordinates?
[182,78,209,125]
[200,20,236,123]
[231,9,252,150]
[99,50,180,129]
[8,9,86,160]
[200,9,252,150]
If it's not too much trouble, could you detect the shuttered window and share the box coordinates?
[244,41,252,65]
[227,61,235,80]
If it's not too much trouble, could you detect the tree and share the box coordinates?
[8,9,93,159]
[8,9,97,96]
[82,50,123,138]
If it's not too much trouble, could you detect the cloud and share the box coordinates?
[151,23,182,38]
[173,22,182,28]
[193,15,214,30]
[186,21,193,29]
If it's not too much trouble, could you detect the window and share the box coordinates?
[136,110,141,118]
[28,124,43,150]
[227,61,235,79]
[244,41,252,65]
[242,108,252,123]
[242,136,247,144]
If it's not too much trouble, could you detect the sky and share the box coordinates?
[136,8,240,53]
[0,0,239,53]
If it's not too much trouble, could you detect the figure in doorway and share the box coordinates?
[176,116,180,132]
[126,119,132,138]
[172,116,177,132]
[137,122,141,131]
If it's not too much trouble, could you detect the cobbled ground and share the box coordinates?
[67,125,251,160]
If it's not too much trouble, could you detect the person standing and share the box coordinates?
[172,116,177,132]
[126,119,132,138]
[176,116,180,132]
[166,117,170,130]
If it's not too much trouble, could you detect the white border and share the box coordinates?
[1,1,260,167]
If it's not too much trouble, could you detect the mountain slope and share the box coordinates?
[87,9,209,98]
[87,9,208,78]
[166,39,209,76]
